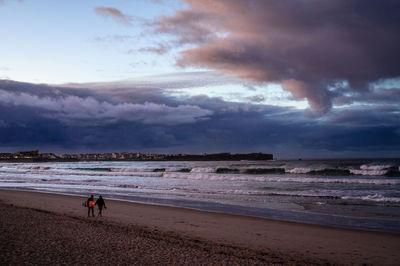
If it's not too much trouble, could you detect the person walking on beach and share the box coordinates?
[95,195,107,217]
[86,195,95,217]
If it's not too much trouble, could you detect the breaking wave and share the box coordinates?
[1,165,400,178]
[342,194,400,203]
[3,161,399,177]
[161,172,400,184]
[15,165,52,170]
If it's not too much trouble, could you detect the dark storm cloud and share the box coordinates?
[0,79,398,157]
[153,0,400,114]
[0,80,212,126]
[326,106,400,127]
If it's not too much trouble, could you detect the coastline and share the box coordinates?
[0,151,273,162]
[1,189,400,265]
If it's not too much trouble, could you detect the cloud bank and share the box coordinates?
[0,81,212,126]
[153,0,400,113]
[0,79,398,157]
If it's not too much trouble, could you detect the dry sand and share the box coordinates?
[1,189,399,265]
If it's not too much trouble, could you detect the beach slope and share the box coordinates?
[1,189,399,265]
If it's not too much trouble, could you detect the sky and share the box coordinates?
[0,0,399,158]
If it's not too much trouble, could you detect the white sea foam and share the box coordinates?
[110,167,154,172]
[285,167,313,174]
[162,172,400,184]
[190,167,215,173]
[1,166,398,185]
[164,167,184,172]
[0,168,164,178]
[342,194,400,203]
[360,164,392,170]
[349,169,388,176]
[348,164,393,176]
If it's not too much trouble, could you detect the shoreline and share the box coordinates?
[4,187,400,234]
[1,189,400,265]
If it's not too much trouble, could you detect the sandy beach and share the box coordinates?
[1,189,399,265]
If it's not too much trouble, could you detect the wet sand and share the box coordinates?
[1,189,399,265]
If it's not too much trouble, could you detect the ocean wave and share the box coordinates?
[308,169,352,176]
[190,167,216,173]
[109,167,190,173]
[286,168,352,176]
[83,179,101,183]
[105,184,140,189]
[152,168,166,172]
[342,194,400,203]
[177,168,191,173]
[244,168,285,174]
[360,164,392,171]
[285,166,400,176]
[74,167,112,172]
[1,165,399,182]
[75,167,167,173]
[16,165,52,170]
[0,180,26,183]
[3,163,400,177]
[349,164,400,176]
[161,172,400,184]
[386,167,400,177]
[349,169,388,176]
[264,191,342,199]
[0,169,164,178]
[219,189,341,198]
[216,168,240,173]
[286,167,312,174]
[271,177,400,185]
[164,167,191,172]
[222,189,400,204]
[110,167,153,172]
[40,178,61,182]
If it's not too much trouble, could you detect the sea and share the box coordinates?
[1,158,400,233]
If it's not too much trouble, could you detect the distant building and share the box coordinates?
[40,153,57,159]
[15,150,39,158]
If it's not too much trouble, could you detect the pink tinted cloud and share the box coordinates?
[94,6,132,26]
[154,0,400,114]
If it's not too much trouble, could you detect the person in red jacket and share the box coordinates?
[86,195,95,217]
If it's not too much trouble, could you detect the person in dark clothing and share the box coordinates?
[95,195,107,217]
[87,195,95,217]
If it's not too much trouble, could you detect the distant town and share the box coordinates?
[0,150,273,162]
